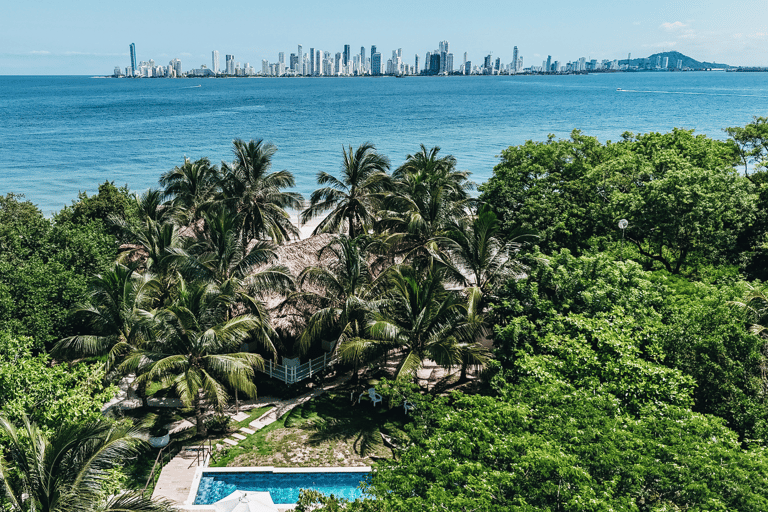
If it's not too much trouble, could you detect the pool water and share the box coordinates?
[193,471,370,505]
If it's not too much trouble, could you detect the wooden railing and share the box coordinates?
[259,351,338,384]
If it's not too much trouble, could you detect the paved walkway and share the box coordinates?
[151,376,350,506]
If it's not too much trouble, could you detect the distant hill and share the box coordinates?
[622,51,730,70]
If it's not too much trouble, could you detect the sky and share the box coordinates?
[1,0,766,75]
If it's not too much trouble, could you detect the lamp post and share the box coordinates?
[618,219,628,261]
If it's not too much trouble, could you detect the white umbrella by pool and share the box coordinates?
[214,490,278,512]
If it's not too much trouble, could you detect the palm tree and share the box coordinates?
[221,138,303,245]
[294,237,384,380]
[0,415,172,512]
[189,207,294,301]
[455,287,491,381]
[362,264,465,380]
[124,279,273,437]
[159,157,220,226]
[300,143,391,239]
[445,202,527,297]
[381,145,474,265]
[53,263,157,370]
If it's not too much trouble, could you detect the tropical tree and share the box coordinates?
[188,207,294,305]
[294,237,384,379]
[52,263,157,371]
[125,279,273,436]
[445,203,528,298]
[159,157,220,226]
[381,145,474,264]
[300,143,391,239]
[364,264,465,380]
[221,138,303,245]
[725,115,768,177]
[0,415,173,512]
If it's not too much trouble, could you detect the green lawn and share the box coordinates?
[210,390,409,468]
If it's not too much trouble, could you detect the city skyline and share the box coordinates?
[1,0,767,75]
[117,37,728,80]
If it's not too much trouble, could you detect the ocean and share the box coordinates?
[1,72,767,215]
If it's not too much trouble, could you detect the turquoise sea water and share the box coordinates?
[1,73,767,214]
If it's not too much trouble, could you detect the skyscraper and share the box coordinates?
[316,50,321,76]
[310,48,315,75]
[298,45,303,75]
[371,45,377,61]
[512,46,518,73]
[212,50,219,74]
[415,54,420,74]
[371,52,381,76]
[226,54,235,75]
[129,43,137,74]
[360,47,365,73]
[343,44,351,67]
[546,55,552,73]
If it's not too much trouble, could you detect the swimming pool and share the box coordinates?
[191,467,371,506]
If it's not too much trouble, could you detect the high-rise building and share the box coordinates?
[512,46,518,73]
[170,58,182,76]
[546,55,552,73]
[439,40,449,54]
[316,50,321,76]
[290,53,298,71]
[298,45,303,74]
[310,48,315,75]
[371,45,377,61]
[343,44,351,66]
[371,52,382,75]
[212,51,219,74]
[663,56,669,68]
[447,53,454,74]
[279,52,285,64]
[414,54,420,74]
[226,54,235,75]
[129,43,137,75]
[360,47,365,73]
[429,53,441,75]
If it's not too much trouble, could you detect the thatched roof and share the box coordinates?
[258,233,339,339]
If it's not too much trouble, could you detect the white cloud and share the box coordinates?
[633,21,641,26]
[29,50,50,55]
[660,21,686,31]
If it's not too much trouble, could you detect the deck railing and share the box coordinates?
[260,351,338,384]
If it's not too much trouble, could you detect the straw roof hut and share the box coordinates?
[258,233,339,341]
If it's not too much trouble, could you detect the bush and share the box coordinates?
[204,414,232,435]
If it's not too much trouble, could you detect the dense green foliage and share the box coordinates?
[5,124,768,510]
[0,193,118,349]
[479,128,756,274]
[0,333,116,433]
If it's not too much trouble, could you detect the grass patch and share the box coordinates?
[210,391,409,468]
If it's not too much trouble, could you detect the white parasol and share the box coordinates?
[213,490,278,512]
